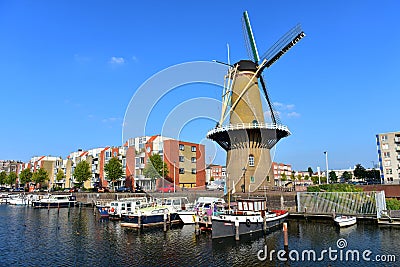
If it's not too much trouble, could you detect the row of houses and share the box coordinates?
[0,135,206,191]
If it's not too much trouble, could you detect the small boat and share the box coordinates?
[108,197,151,220]
[156,197,196,224]
[32,194,77,208]
[8,194,29,205]
[334,215,357,227]
[98,206,110,218]
[194,197,226,230]
[211,198,288,239]
[122,206,181,229]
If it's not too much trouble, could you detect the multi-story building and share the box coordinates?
[376,131,400,184]
[272,162,292,186]
[206,164,226,181]
[128,135,206,190]
[28,156,63,188]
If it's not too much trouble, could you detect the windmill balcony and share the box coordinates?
[207,122,291,135]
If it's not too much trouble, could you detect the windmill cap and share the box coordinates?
[234,60,258,72]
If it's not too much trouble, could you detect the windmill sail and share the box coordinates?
[260,24,305,69]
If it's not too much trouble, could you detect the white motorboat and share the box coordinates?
[32,194,77,208]
[8,194,29,205]
[334,215,357,227]
[156,197,195,224]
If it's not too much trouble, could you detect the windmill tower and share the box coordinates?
[207,11,305,193]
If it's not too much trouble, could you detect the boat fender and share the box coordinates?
[110,207,115,213]
[246,219,251,227]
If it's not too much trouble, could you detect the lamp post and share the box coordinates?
[242,167,247,193]
[173,160,176,193]
[324,151,329,184]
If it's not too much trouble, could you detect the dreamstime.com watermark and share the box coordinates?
[257,238,396,263]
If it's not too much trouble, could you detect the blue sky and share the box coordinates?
[0,1,399,171]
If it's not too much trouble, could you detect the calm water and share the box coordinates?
[0,205,399,267]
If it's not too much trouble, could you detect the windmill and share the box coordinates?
[207,11,305,193]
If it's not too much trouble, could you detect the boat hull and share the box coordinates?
[211,211,288,239]
[334,216,357,227]
[178,211,195,224]
[123,212,181,228]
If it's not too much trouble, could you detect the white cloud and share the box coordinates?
[102,117,121,123]
[109,56,125,65]
[273,102,295,110]
[287,112,300,118]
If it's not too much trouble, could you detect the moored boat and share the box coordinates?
[194,197,226,230]
[334,215,357,227]
[156,197,196,224]
[211,198,288,239]
[121,206,181,229]
[32,194,77,208]
[108,197,150,220]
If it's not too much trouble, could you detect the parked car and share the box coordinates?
[157,184,174,193]
[97,187,110,193]
[116,187,132,193]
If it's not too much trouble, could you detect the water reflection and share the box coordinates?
[0,206,398,267]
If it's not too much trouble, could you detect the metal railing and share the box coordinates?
[297,191,386,218]
[207,122,291,135]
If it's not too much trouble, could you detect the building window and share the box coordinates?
[384,152,390,158]
[179,144,185,151]
[191,157,196,163]
[384,160,391,167]
[179,168,185,174]
[381,135,387,141]
[249,155,255,167]
[386,169,393,175]
[191,146,196,152]
[192,168,196,174]
[250,176,255,183]
[382,144,389,150]
[179,156,184,162]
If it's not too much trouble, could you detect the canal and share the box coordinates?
[0,205,398,266]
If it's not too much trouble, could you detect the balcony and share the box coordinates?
[395,137,400,143]
[396,146,400,151]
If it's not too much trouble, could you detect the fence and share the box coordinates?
[297,191,386,218]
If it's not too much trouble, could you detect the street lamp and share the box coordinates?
[242,167,247,193]
[173,160,176,193]
[324,151,329,184]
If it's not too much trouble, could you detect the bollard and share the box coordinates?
[164,212,168,232]
[195,216,200,235]
[235,220,240,241]
[283,222,288,248]
[263,215,267,233]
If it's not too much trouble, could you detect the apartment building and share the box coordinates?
[376,132,400,184]
[272,162,292,186]
[128,135,206,190]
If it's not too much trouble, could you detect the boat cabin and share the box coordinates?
[237,199,267,212]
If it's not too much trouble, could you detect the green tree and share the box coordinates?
[329,171,338,183]
[6,172,18,187]
[104,157,123,188]
[307,167,313,177]
[148,154,169,178]
[73,161,91,187]
[342,171,352,182]
[353,164,366,180]
[281,173,287,183]
[56,169,65,181]
[290,172,295,181]
[0,171,7,185]
[19,168,33,188]
[296,174,302,181]
[32,168,49,186]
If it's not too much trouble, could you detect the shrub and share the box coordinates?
[386,198,400,210]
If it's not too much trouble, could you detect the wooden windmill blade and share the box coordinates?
[242,11,260,63]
